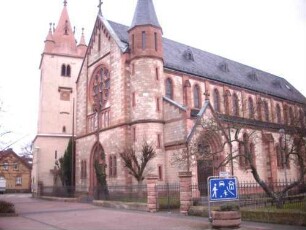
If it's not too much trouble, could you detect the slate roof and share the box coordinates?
[130,0,161,29]
[109,20,306,105]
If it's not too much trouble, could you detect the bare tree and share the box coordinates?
[120,140,156,185]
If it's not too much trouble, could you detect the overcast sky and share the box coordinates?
[0,0,305,152]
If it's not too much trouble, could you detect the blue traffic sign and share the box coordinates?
[209,177,238,201]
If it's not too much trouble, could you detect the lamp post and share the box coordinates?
[279,129,288,196]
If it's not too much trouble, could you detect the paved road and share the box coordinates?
[0,194,305,230]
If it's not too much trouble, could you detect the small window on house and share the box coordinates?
[16,176,22,185]
[142,31,146,50]
[109,155,117,177]
[213,88,220,112]
[194,85,201,109]
[165,78,173,99]
[13,163,19,171]
[232,93,239,116]
[3,162,8,171]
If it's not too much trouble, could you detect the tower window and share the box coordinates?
[156,98,160,112]
[165,78,173,99]
[154,32,158,51]
[61,64,71,77]
[142,31,146,50]
[62,126,66,133]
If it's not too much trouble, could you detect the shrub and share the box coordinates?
[219,203,240,211]
[0,200,15,213]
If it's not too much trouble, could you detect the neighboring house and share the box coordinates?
[0,149,32,192]
[33,0,306,197]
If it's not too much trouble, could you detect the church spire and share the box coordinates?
[51,1,78,55]
[130,0,161,29]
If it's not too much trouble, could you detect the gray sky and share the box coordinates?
[0,0,305,152]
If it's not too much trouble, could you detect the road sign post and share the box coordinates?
[207,176,239,222]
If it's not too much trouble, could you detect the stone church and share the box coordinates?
[32,0,306,195]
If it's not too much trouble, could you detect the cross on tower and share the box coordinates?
[98,0,103,14]
[64,0,67,7]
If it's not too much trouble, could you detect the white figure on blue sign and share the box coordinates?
[212,183,218,198]
[228,181,235,190]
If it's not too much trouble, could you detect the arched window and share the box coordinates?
[61,64,71,77]
[61,64,66,76]
[224,90,230,115]
[283,104,288,124]
[289,107,294,125]
[239,133,255,169]
[276,144,283,168]
[165,78,173,99]
[299,109,305,127]
[183,80,190,106]
[90,65,110,111]
[263,100,269,122]
[232,93,239,116]
[66,65,71,77]
[194,85,200,108]
[248,97,254,119]
[276,104,282,124]
[257,98,262,121]
[213,88,220,112]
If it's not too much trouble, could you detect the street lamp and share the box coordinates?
[279,129,288,196]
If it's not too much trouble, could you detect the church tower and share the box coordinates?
[32,1,87,190]
[128,0,165,178]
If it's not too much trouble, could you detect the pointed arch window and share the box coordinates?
[194,85,201,108]
[61,64,71,77]
[248,97,254,119]
[299,109,305,127]
[165,78,173,99]
[263,100,269,122]
[232,93,239,116]
[224,90,230,115]
[276,104,282,124]
[213,88,220,112]
[239,133,255,169]
[283,104,288,124]
[257,98,262,121]
[90,65,110,111]
[289,107,294,125]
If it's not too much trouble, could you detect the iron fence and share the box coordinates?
[192,180,306,210]
[93,184,147,203]
[157,183,180,210]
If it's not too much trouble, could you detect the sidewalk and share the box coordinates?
[0,194,305,230]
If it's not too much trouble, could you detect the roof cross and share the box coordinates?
[98,0,103,15]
